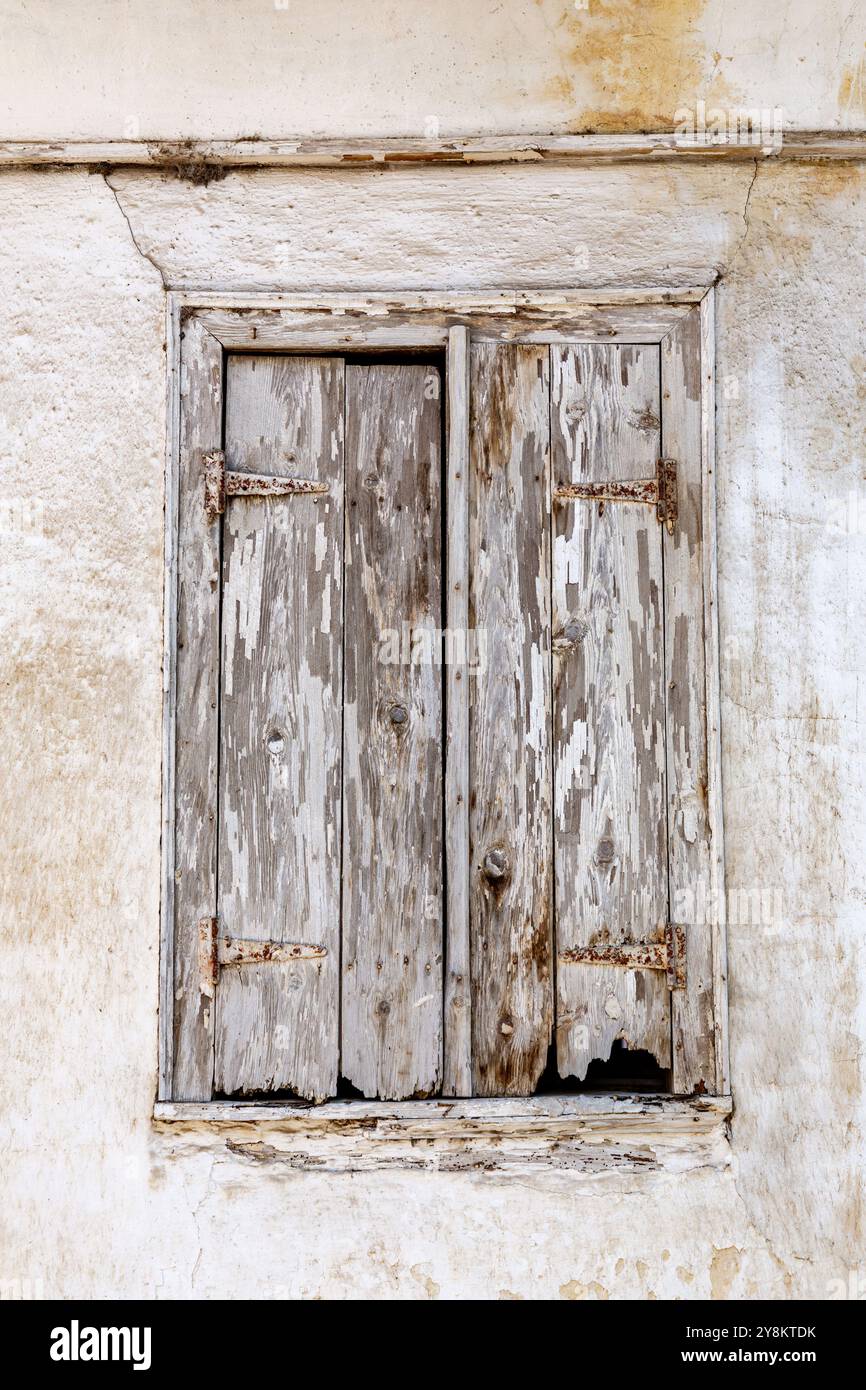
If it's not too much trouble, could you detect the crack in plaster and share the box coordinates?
[723,157,761,278]
[103,174,167,288]
[188,1154,216,1295]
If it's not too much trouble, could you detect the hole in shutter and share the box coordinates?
[534,1040,670,1094]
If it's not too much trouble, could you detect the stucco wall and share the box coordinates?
[2,154,863,1300]
[2,2,865,1300]
[1,0,865,138]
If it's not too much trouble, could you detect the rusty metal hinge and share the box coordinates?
[198,917,327,997]
[558,924,686,990]
[554,458,678,535]
[203,449,329,523]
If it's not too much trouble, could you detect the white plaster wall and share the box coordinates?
[1,0,865,139]
[1,151,864,1298]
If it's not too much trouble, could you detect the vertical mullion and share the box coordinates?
[443,325,472,1096]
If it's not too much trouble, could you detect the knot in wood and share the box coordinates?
[265,728,285,756]
[554,616,588,651]
[482,848,509,881]
[388,703,409,726]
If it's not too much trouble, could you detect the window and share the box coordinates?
[161,291,727,1108]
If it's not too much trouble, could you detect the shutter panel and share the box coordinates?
[172,318,223,1101]
[662,307,719,1093]
[469,343,553,1096]
[340,364,444,1100]
[214,355,344,1100]
[551,344,671,1080]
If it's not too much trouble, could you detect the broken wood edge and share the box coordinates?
[152,1097,732,1172]
[3,131,866,169]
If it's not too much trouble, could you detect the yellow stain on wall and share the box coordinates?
[539,0,733,132]
[839,48,866,117]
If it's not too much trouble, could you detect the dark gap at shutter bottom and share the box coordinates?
[534,1039,670,1094]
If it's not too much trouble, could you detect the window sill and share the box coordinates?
[153,1094,732,1173]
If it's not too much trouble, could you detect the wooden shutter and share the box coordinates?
[174,350,444,1102]
[551,344,670,1080]
[550,329,718,1093]
[171,308,719,1103]
[214,355,344,1100]
[469,343,553,1095]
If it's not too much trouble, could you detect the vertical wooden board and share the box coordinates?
[551,344,670,1081]
[341,363,443,1100]
[469,343,552,1096]
[662,306,718,1093]
[214,355,344,1100]
[701,290,729,1096]
[172,318,222,1101]
[443,326,472,1097]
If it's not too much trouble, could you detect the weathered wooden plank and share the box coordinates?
[191,288,702,314]
[172,318,223,1100]
[341,363,444,1100]
[154,1094,732,1173]
[214,355,344,1100]
[552,344,671,1081]
[700,290,729,1096]
[443,326,472,1097]
[662,305,718,1094]
[159,292,183,1101]
[6,132,863,168]
[469,343,552,1096]
[198,303,691,352]
[155,1093,731,1171]
[155,1092,732,1130]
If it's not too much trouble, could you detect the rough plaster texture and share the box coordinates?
[1,152,863,1299]
[1,0,865,140]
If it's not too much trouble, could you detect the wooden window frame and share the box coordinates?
[156,286,729,1129]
